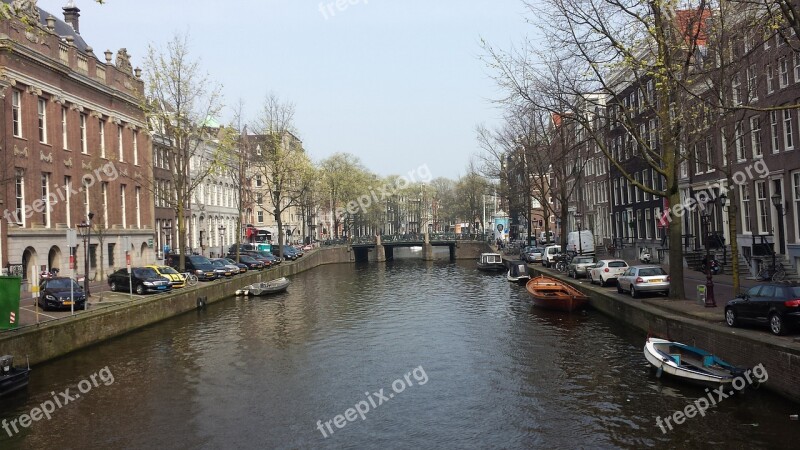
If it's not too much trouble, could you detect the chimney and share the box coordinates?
[63,1,81,34]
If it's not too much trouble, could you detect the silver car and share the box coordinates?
[617,265,670,298]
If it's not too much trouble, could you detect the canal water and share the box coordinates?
[0,252,797,449]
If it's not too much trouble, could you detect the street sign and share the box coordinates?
[148,238,154,248]
[69,254,75,270]
[67,229,77,247]
[122,236,131,253]
[126,252,131,273]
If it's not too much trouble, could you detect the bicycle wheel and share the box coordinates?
[772,268,786,282]
[187,274,199,286]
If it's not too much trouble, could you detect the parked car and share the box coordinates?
[108,267,172,294]
[256,251,281,265]
[523,247,543,263]
[725,282,800,335]
[589,259,629,286]
[145,265,186,288]
[538,231,555,245]
[280,246,299,261]
[38,277,86,310]
[568,255,596,279]
[170,255,218,281]
[234,254,265,270]
[616,265,670,298]
[240,251,274,267]
[210,259,236,278]
[221,258,248,274]
[542,245,562,268]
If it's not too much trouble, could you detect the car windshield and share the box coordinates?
[211,260,225,267]
[638,268,667,276]
[189,256,212,265]
[46,278,80,290]
[575,257,593,263]
[240,256,255,262]
[134,268,159,278]
[224,259,237,264]
[608,261,628,268]
[158,266,179,274]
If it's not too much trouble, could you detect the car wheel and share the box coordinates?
[135,284,145,295]
[769,313,786,336]
[38,299,48,311]
[110,281,117,292]
[600,276,606,287]
[589,274,594,285]
[617,283,623,293]
[725,308,738,327]
[631,286,638,298]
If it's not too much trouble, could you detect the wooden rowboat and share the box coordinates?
[525,275,590,312]
[644,337,745,386]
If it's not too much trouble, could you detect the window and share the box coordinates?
[735,121,746,160]
[118,125,124,162]
[61,107,68,149]
[120,184,127,228]
[780,56,790,88]
[747,65,758,102]
[705,136,714,171]
[257,210,264,223]
[740,185,751,233]
[15,170,24,225]
[785,109,794,150]
[101,182,108,228]
[99,119,106,158]
[135,186,141,228]
[751,116,762,157]
[64,176,71,228]
[12,90,22,137]
[794,172,800,242]
[107,243,115,267]
[694,143,703,174]
[41,173,50,227]
[83,177,90,218]
[614,179,620,206]
[771,111,780,153]
[80,113,87,154]
[646,208,653,239]
[38,98,47,143]
[767,64,774,94]
[731,74,742,105]
[635,172,641,202]
[255,175,262,188]
[755,180,768,233]
[133,131,139,165]
[795,53,800,82]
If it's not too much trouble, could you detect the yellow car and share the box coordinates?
[146,265,186,289]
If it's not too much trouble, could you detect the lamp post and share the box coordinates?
[575,213,583,255]
[218,225,225,257]
[702,204,716,307]
[77,212,94,297]
[771,193,786,256]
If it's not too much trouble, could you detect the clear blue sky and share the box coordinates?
[38,0,533,180]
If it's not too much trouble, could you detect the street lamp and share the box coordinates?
[771,193,786,256]
[76,212,94,297]
[575,213,583,255]
[701,205,716,307]
[218,225,225,257]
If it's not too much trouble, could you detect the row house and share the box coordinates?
[1,1,154,286]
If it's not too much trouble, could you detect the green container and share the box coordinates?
[256,243,272,253]
[0,276,22,330]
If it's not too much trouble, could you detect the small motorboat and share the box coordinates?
[236,277,290,296]
[507,261,531,284]
[644,337,745,386]
[0,355,31,397]
[477,253,505,272]
[525,275,590,312]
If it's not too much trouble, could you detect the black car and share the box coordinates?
[280,246,299,261]
[169,255,218,281]
[725,282,800,335]
[108,267,172,295]
[232,254,265,270]
[39,277,86,310]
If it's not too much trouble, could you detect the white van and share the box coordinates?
[542,244,562,267]
[567,230,595,255]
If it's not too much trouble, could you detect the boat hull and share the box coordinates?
[0,369,31,397]
[477,263,506,271]
[239,277,290,296]
[644,338,741,386]
[526,276,590,312]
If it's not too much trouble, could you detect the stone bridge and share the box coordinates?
[349,233,491,262]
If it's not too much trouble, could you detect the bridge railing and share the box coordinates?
[349,233,491,245]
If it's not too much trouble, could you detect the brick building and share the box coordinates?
[0,1,154,287]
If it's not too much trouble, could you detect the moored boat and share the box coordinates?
[477,253,505,272]
[0,355,31,397]
[643,337,745,386]
[235,277,290,296]
[506,261,531,284]
[525,275,590,312]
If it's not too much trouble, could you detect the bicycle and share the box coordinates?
[757,262,786,282]
[181,272,199,286]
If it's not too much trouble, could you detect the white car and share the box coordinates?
[588,259,629,287]
[542,245,562,268]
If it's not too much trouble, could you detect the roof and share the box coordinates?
[2,0,90,52]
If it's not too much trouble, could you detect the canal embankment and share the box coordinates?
[0,246,353,365]
[525,263,800,404]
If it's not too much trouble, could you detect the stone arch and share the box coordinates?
[48,246,62,271]
[22,246,37,284]
[140,242,150,265]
